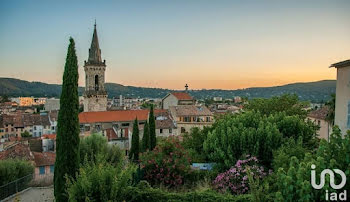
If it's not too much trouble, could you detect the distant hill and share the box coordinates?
[0,78,336,102]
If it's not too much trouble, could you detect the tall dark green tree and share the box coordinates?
[149,105,156,150]
[129,118,140,161]
[326,93,336,125]
[141,121,150,152]
[54,38,80,202]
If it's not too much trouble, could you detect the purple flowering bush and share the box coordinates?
[213,156,268,195]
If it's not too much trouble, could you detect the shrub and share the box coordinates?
[273,126,350,201]
[140,136,192,188]
[0,159,34,186]
[213,156,268,195]
[67,158,135,202]
[121,182,251,202]
[79,133,124,167]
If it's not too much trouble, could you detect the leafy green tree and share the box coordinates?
[268,112,319,149]
[245,94,308,117]
[141,121,150,152]
[149,105,156,150]
[204,111,283,170]
[54,38,80,202]
[0,94,10,103]
[273,126,350,201]
[0,159,34,186]
[20,131,32,138]
[325,93,335,125]
[272,137,307,171]
[182,127,211,162]
[79,133,123,167]
[129,118,140,161]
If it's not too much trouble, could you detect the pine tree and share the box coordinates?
[54,38,80,202]
[149,105,156,150]
[141,121,150,152]
[129,118,139,161]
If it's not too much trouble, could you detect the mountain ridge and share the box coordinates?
[0,77,336,102]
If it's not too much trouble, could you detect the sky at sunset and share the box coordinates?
[0,0,349,90]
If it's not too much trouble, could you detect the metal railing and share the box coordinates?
[0,174,33,200]
[0,173,53,201]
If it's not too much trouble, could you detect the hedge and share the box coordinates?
[120,182,251,202]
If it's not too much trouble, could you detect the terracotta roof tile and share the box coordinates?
[79,110,149,124]
[42,134,56,140]
[33,152,55,167]
[155,111,175,129]
[0,143,34,161]
[170,92,193,100]
[170,105,213,116]
[308,106,330,120]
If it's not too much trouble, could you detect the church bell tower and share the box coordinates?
[83,22,107,112]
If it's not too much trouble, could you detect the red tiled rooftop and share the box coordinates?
[33,152,55,167]
[79,110,149,124]
[171,92,193,100]
[308,106,330,120]
[0,143,34,161]
[42,134,56,140]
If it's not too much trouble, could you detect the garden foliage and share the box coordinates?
[140,136,192,187]
[213,156,268,195]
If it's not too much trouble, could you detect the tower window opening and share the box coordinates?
[95,75,99,91]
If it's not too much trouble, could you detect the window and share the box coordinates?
[39,166,45,175]
[206,117,211,122]
[34,126,37,130]
[181,127,186,133]
[317,120,321,127]
[348,101,350,128]
[50,165,54,173]
[95,75,99,91]
[184,117,191,122]
[160,129,163,134]
[96,124,101,131]
[121,123,130,127]
[169,128,172,133]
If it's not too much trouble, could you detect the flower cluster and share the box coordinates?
[140,136,192,187]
[213,155,267,195]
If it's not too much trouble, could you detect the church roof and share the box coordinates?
[170,92,193,100]
[86,23,104,65]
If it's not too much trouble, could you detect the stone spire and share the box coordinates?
[87,22,103,65]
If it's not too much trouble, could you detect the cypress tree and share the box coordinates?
[141,121,150,152]
[149,105,156,150]
[54,38,80,202]
[129,118,139,161]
